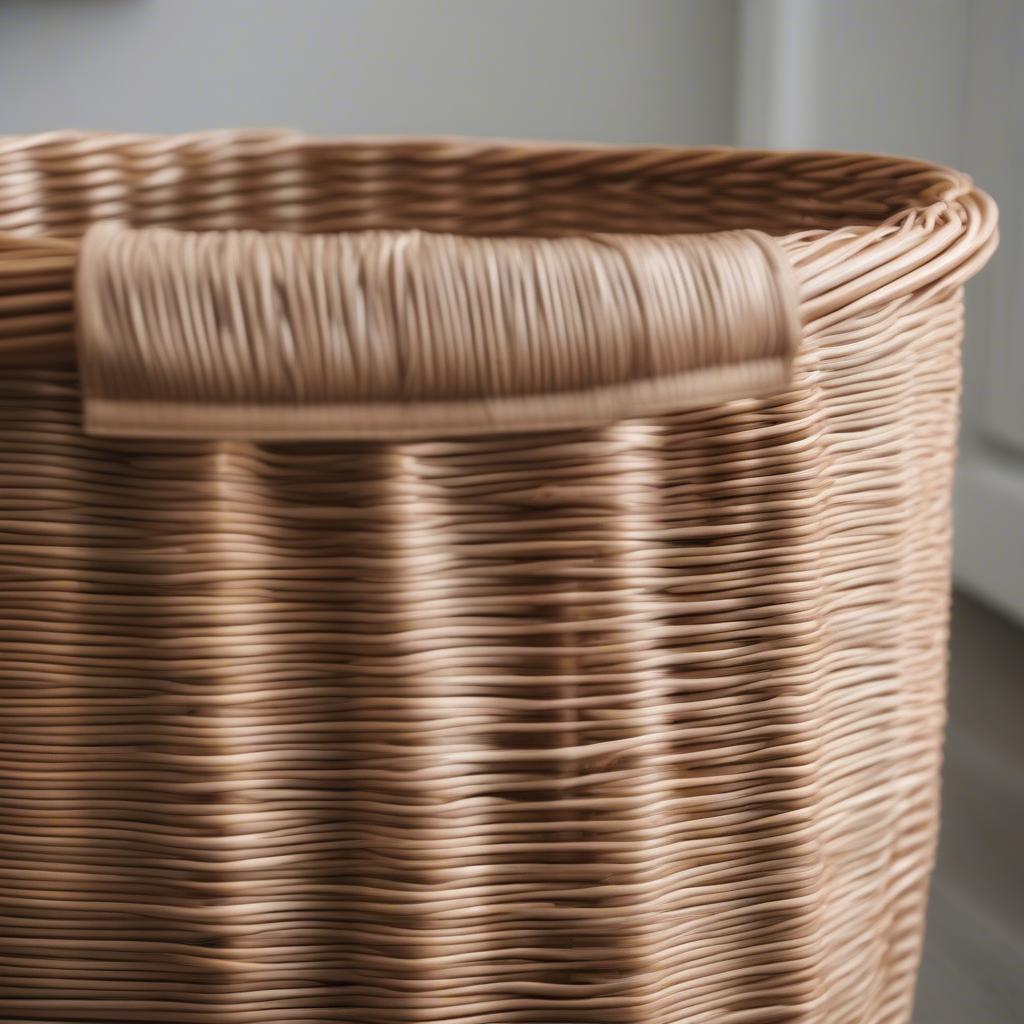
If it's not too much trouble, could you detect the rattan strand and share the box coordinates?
[0,131,997,1024]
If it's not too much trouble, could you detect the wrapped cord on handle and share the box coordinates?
[76,223,801,440]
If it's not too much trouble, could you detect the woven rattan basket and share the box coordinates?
[0,132,997,1024]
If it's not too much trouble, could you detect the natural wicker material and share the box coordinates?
[75,223,800,438]
[0,132,997,1024]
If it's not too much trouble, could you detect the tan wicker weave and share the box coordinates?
[0,132,997,1024]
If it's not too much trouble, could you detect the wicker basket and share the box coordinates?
[0,132,997,1024]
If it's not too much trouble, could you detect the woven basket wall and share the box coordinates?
[0,132,997,1024]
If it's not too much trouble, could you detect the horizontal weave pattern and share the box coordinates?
[0,133,997,1024]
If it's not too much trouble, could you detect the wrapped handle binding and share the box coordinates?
[76,222,801,440]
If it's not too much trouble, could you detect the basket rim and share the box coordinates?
[0,130,998,375]
[0,126,994,177]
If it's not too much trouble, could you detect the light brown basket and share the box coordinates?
[0,132,997,1024]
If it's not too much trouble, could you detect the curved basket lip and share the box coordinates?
[0,126,994,171]
[0,130,999,376]
[0,128,989,187]
[0,128,995,256]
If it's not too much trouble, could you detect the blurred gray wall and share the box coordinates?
[0,0,737,144]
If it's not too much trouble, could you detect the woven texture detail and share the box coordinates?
[76,223,799,438]
[0,132,998,1024]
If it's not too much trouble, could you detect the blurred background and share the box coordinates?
[0,1,1020,1020]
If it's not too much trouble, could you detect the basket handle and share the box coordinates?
[75,222,800,440]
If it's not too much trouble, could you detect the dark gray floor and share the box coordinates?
[913,592,1024,1023]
